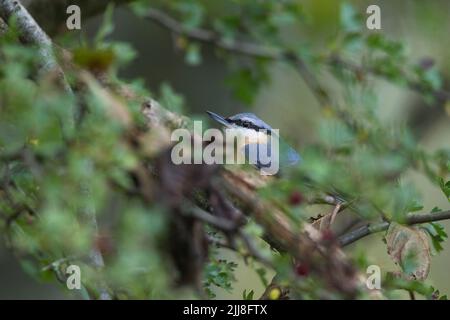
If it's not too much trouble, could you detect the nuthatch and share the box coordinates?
[206,111,301,174]
[207,111,347,228]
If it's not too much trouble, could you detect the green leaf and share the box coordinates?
[242,289,254,300]
[318,118,355,149]
[389,182,422,220]
[422,222,448,254]
[422,68,442,90]
[438,178,450,202]
[385,275,437,299]
[225,60,269,105]
[159,83,185,113]
[340,3,360,33]
[366,34,404,58]
[175,1,204,29]
[95,4,115,44]
[185,43,201,66]
[269,11,296,26]
[255,267,268,287]
[129,1,150,17]
[110,42,137,66]
[203,259,238,294]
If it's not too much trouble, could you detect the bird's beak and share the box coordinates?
[206,111,232,128]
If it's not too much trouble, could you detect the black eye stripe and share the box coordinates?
[227,119,272,134]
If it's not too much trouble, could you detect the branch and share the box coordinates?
[328,55,450,105]
[0,0,51,47]
[0,0,113,299]
[143,8,449,107]
[0,0,72,93]
[143,9,450,253]
[143,8,332,108]
[339,209,450,246]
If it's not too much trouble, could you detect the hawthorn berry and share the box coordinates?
[295,262,310,277]
[94,232,115,257]
[289,190,304,206]
[321,229,335,242]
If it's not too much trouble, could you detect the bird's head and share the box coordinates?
[206,111,273,144]
[206,110,301,173]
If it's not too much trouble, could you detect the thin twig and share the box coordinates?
[143,8,449,107]
[145,8,281,59]
[189,206,238,232]
[238,230,274,268]
[339,209,450,246]
[328,55,450,105]
[143,8,332,108]
[206,233,274,268]
[206,234,234,251]
[328,202,342,227]
[41,255,92,300]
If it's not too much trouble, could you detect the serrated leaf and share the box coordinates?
[242,289,254,300]
[386,223,431,280]
[438,178,450,202]
[431,206,442,213]
[95,4,115,44]
[422,222,448,254]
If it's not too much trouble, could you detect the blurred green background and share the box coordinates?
[0,0,449,299]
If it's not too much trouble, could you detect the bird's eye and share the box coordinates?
[243,122,249,128]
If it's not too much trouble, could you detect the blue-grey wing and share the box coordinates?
[242,143,273,168]
[242,143,301,169]
[285,147,302,166]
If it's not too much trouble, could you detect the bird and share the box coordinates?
[207,110,347,229]
[206,111,301,174]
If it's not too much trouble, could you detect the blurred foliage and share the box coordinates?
[0,0,449,299]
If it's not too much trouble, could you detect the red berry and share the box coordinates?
[95,232,115,257]
[289,191,304,206]
[295,262,309,277]
[321,229,335,242]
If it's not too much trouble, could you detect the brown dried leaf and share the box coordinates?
[386,223,431,280]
